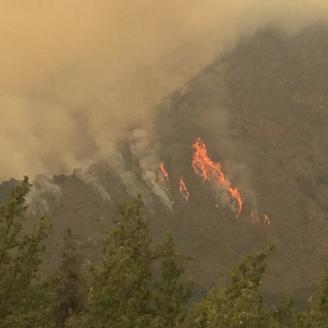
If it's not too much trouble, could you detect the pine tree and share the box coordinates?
[153,236,192,327]
[83,196,154,328]
[0,177,51,327]
[183,247,273,328]
[51,229,85,327]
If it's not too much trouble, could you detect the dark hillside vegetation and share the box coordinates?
[1,180,328,327]
[1,25,328,305]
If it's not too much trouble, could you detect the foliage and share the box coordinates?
[306,267,328,327]
[82,196,154,327]
[0,177,51,327]
[1,181,328,327]
[182,248,272,328]
[50,229,85,327]
[152,236,192,327]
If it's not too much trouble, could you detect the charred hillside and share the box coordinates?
[1,25,328,303]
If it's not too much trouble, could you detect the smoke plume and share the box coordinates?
[26,175,62,214]
[74,168,112,203]
[130,129,173,209]
[1,1,328,180]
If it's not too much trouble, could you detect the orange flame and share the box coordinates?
[250,210,271,226]
[159,162,169,182]
[262,214,271,225]
[192,138,243,217]
[179,178,190,201]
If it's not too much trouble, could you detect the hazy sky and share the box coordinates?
[1,0,328,180]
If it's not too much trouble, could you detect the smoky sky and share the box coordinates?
[1,0,328,180]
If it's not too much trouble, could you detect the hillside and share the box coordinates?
[2,25,328,304]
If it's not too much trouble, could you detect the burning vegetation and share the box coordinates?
[178,177,190,201]
[159,137,244,217]
[192,138,243,218]
[159,162,169,182]
[159,137,271,224]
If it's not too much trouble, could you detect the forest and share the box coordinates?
[1,178,328,328]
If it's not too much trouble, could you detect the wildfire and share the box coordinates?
[250,210,271,226]
[192,138,243,217]
[159,162,169,182]
[179,178,190,201]
[263,214,271,225]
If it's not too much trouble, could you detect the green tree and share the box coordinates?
[153,236,192,327]
[51,229,85,327]
[0,177,51,327]
[307,267,328,327]
[183,247,273,328]
[82,196,154,328]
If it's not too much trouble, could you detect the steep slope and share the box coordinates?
[2,25,328,303]
[156,25,328,302]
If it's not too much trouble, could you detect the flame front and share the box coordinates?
[192,138,243,217]
[179,178,190,201]
[159,162,169,182]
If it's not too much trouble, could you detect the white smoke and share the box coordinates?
[74,168,112,203]
[130,129,173,210]
[2,1,328,180]
[109,150,146,198]
[26,175,62,215]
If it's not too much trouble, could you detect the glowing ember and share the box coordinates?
[250,211,271,226]
[192,138,243,217]
[179,178,190,201]
[262,214,271,225]
[159,162,169,182]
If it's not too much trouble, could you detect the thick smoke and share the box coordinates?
[1,1,328,180]
[26,175,62,214]
[130,129,173,209]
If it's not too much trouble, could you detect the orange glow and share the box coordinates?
[262,214,271,225]
[159,161,169,182]
[192,138,243,217]
[179,177,190,201]
[250,210,271,226]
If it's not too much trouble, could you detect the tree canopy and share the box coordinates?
[0,180,328,327]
